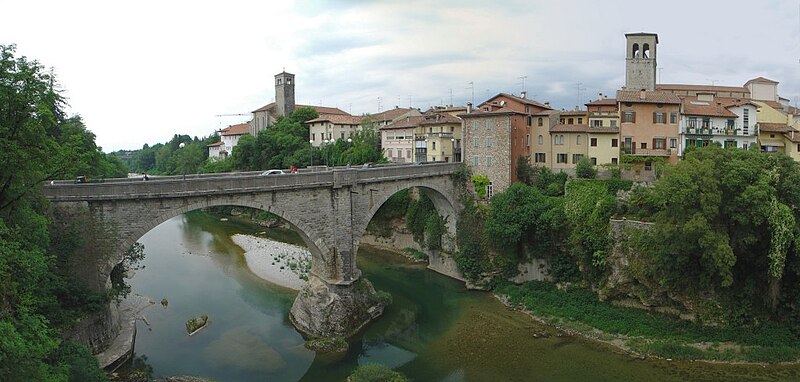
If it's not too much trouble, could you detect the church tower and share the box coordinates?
[624,33,658,91]
[275,71,296,117]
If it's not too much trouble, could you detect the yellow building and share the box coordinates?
[414,112,463,162]
[586,98,621,166]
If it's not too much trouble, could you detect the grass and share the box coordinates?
[496,281,800,363]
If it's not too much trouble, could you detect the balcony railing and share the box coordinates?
[681,123,753,136]
[623,146,672,157]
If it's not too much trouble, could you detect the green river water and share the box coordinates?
[125,211,800,381]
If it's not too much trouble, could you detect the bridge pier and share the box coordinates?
[289,274,384,338]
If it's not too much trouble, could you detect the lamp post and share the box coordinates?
[323,139,330,167]
[451,138,455,162]
[179,142,186,180]
[309,139,314,167]
[346,137,352,166]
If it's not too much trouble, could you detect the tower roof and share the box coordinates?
[625,32,659,43]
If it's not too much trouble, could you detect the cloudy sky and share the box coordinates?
[3,0,800,151]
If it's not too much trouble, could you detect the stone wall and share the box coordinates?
[510,258,552,283]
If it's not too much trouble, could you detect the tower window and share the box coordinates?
[632,43,640,58]
[642,43,650,58]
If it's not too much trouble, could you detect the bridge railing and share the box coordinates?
[42,162,462,201]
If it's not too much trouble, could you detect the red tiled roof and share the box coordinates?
[587,127,620,134]
[207,141,224,147]
[478,93,551,110]
[371,107,417,122]
[306,114,363,125]
[560,110,587,117]
[656,83,749,93]
[745,77,779,85]
[381,115,426,130]
[459,107,527,118]
[586,98,617,106]
[550,124,588,133]
[220,123,250,136]
[759,100,786,110]
[784,130,800,143]
[682,99,738,118]
[251,103,349,116]
[420,113,461,125]
[617,90,681,104]
[759,123,791,133]
[532,110,560,116]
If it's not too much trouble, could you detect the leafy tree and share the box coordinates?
[575,156,597,179]
[516,156,536,185]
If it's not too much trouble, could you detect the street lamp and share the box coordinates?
[323,139,330,167]
[309,139,314,167]
[179,142,186,180]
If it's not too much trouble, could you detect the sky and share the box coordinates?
[3,0,800,151]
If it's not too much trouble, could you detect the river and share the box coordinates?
[124,211,800,381]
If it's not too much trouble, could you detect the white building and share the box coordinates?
[380,115,425,163]
[208,123,250,161]
[678,95,758,156]
[308,114,365,147]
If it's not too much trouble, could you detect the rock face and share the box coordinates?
[290,275,385,338]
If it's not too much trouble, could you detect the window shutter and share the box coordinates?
[652,138,656,149]
[652,112,657,123]
[632,112,636,123]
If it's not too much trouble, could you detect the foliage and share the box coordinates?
[516,156,536,185]
[304,336,348,353]
[374,290,393,306]
[424,213,446,250]
[498,281,800,362]
[349,364,408,382]
[574,156,597,179]
[109,243,146,302]
[530,167,568,196]
[564,180,616,282]
[405,192,437,246]
[471,175,490,199]
[454,201,489,281]
[0,44,108,379]
[402,247,428,260]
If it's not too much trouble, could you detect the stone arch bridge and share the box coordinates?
[44,163,463,338]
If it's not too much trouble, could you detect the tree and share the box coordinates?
[575,156,596,179]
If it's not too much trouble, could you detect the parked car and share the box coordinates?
[260,169,286,176]
[74,175,87,183]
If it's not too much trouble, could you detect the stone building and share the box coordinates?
[624,33,658,92]
[249,71,350,137]
[461,93,551,195]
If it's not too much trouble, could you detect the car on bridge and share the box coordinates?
[260,169,286,176]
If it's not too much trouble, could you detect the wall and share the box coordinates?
[587,133,619,165]
[464,115,513,193]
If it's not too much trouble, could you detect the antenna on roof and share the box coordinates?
[707,79,719,86]
[449,88,453,106]
[467,82,474,105]
[518,76,528,93]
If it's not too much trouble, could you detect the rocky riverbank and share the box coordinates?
[230,234,311,290]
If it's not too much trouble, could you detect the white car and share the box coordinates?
[260,169,286,176]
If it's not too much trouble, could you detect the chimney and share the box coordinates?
[544,101,550,107]
[467,102,473,113]
[639,89,647,100]
[521,91,527,99]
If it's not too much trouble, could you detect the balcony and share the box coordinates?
[681,123,752,137]
[623,146,672,157]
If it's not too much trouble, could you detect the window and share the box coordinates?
[641,142,647,149]
[554,135,564,145]
[611,158,618,165]
[653,138,666,149]
[473,137,480,147]
[701,118,710,128]
[486,156,493,167]
[538,118,543,127]
[560,118,565,124]
[688,117,698,128]
[312,133,315,141]
[486,182,494,199]
[578,118,583,124]
[568,118,574,124]
[527,116,532,126]
[670,112,678,124]
[538,135,543,145]
[557,153,568,163]
[341,131,345,139]
[623,111,635,123]
[432,142,436,150]
[572,154,583,163]
[592,120,603,127]
[472,156,480,167]
[407,149,412,158]
[644,161,653,171]
[534,153,546,163]
[612,138,619,148]
[590,138,598,147]
[576,135,581,145]
[743,108,750,129]
[591,157,597,165]
[670,138,677,149]
[654,112,665,124]
[610,120,618,127]
[526,134,530,146]
[726,119,735,129]
[486,137,493,147]
[387,149,393,158]
[525,105,531,113]
[724,140,737,149]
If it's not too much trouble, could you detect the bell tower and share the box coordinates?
[275,71,296,117]
[625,33,658,91]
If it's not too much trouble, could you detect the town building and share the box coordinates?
[585,98,621,166]
[249,71,350,137]
[461,93,551,195]
[417,112,463,162]
[617,89,681,164]
[308,114,365,147]
[380,115,425,163]
[208,123,250,161]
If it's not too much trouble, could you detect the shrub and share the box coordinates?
[349,364,408,382]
